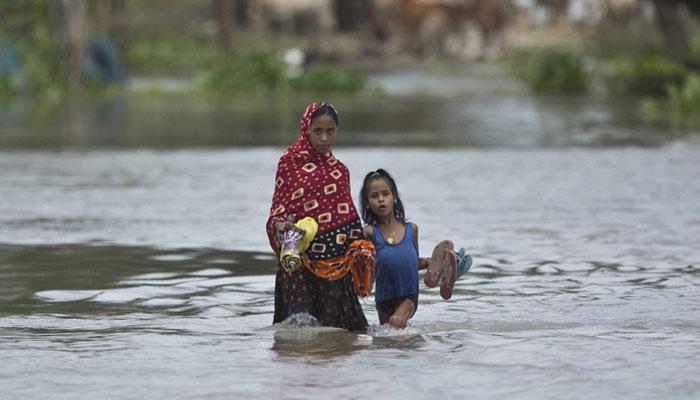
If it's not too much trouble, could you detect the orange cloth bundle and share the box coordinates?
[302,240,376,296]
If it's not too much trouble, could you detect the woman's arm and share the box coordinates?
[266,162,302,253]
[363,225,374,241]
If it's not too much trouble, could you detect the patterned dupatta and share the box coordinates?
[266,102,374,295]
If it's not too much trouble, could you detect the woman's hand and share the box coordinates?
[274,220,296,240]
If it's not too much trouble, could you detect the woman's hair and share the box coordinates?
[359,168,406,225]
[311,101,339,126]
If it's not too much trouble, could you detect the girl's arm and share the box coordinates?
[413,223,430,270]
[418,257,430,270]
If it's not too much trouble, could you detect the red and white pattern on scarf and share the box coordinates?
[266,102,363,258]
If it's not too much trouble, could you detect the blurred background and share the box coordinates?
[1,0,699,149]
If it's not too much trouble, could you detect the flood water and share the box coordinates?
[1,70,699,399]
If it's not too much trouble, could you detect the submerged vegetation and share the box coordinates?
[198,50,286,93]
[509,32,691,98]
[607,54,687,96]
[508,48,588,94]
[507,21,700,129]
[197,50,366,94]
[640,73,700,128]
[288,65,366,92]
[127,35,220,76]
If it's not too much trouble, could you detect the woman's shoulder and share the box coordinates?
[363,225,374,240]
[333,157,350,173]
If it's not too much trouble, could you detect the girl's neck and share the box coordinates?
[377,215,404,245]
[377,215,400,227]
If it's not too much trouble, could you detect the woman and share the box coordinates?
[266,101,375,332]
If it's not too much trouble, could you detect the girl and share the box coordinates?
[360,169,422,329]
[360,169,471,329]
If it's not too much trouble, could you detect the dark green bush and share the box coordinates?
[1,26,64,99]
[199,51,367,93]
[199,50,285,92]
[510,49,588,93]
[667,73,700,127]
[640,73,700,128]
[289,65,366,92]
[127,35,220,75]
[613,55,687,96]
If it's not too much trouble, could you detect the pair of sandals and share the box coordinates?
[424,240,473,300]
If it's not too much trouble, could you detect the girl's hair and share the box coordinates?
[311,101,339,126]
[359,168,406,225]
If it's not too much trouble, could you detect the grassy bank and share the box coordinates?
[505,24,700,128]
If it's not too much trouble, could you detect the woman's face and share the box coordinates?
[308,114,337,154]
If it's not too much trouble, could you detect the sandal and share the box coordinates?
[456,248,473,277]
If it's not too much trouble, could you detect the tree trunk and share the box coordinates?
[215,0,234,52]
[63,0,86,89]
[362,0,388,43]
[651,0,689,58]
[62,0,86,144]
[109,0,129,70]
[234,0,250,26]
[334,0,367,31]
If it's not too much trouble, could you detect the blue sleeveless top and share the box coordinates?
[371,223,419,303]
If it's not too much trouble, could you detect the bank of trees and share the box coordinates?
[1,1,699,96]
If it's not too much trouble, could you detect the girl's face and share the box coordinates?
[308,114,337,154]
[366,178,395,219]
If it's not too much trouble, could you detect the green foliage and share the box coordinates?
[639,97,664,124]
[612,54,687,96]
[0,77,16,94]
[198,51,366,94]
[691,31,700,62]
[1,25,64,100]
[0,60,25,96]
[198,50,285,93]
[509,48,588,93]
[0,0,51,31]
[127,35,220,75]
[667,73,700,127]
[640,73,700,128]
[289,65,366,92]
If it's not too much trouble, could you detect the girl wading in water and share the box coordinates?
[360,169,473,328]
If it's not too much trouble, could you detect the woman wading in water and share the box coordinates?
[266,101,375,332]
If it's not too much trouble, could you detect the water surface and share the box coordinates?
[1,70,699,399]
[2,145,699,399]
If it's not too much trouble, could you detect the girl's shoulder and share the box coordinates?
[407,222,418,244]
